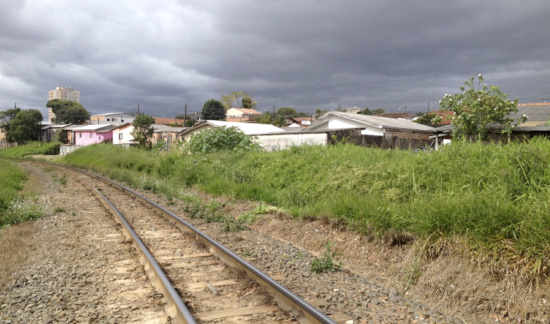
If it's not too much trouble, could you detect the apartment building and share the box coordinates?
[48,86,80,103]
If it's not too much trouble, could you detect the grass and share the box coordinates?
[0,142,60,158]
[57,139,550,280]
[0,158,44,227]
[310,240,342,273]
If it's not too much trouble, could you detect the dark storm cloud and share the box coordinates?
[1,0,550,119]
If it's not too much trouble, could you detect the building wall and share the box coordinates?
[74,131,113,146]
[327,128,433,150]
[152,132,179,144]
[90,114,135,123]
[113,126,134,145]
[255,133,327,151]
[48,86,80,103]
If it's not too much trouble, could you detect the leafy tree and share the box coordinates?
[185,126,261,154]
[414,113,441,127]
[276,107,298,117]
[56,129,69,144]
[362,108,372,115]
[202,99,225,120]
[254,112,286,127]
[184,119,195,127]
[315,108,328,118]
[46,99,89,124]
[371,108,385,114]
[242,96,255,108]
[439,74,525,141]
[0,109,43,143]
[221,91,256,110]
[131,114,155,150]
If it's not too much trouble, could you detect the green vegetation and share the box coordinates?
[185,127,261,154]
[54,206,66,213]
[46,99,90,124]
[310,241,342,273]
[131,114,155,150]
[0,158,43,227]
[0,142,60,158]
[440,74,524,141]
[202,99,226,120]
[0,108,43,144]
[60,139,550,278]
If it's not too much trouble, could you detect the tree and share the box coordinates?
[185,126,260,154]
[276,107,298,117]
[371,108,385,114]
[46,99,89,124]
[221,91,256,110]
[439,74,525,141]
[242,96,254,108]
[202,99,225,120]
[254,112,286,127]
[414,112,441,127]
[315,108,328,118]
[362,108,372,115]
[131,114,155,150]
[0,108,42,143]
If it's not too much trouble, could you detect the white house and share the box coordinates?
[306,111,435,136]
[112,123,134,146]
[90,112,136,124]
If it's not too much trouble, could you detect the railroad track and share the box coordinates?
[56,164,338,324]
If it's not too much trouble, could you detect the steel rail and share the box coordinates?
[65,170,197,324]
[68,165,337,324]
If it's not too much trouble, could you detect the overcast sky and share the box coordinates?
[1,1,550,119]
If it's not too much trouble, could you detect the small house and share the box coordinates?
[73,124,117,146]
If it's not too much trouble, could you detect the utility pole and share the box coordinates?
[272,105,275,123]
[184,103,187,126]
[137,104,140,116]
[427,102,430,112]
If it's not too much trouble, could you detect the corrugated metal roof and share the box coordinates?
[318,111,436,132]
[207,120,285,135]
[73,124,116,131]
[152,124,186,132]
[511,103,550,123]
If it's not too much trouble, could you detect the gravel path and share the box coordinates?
[0,162,460,323]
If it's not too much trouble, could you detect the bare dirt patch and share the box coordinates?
[0,224,36,289]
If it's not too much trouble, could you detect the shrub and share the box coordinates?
[310,241,342,273]
[185,126,261,154]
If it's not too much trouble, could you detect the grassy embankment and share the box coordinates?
[0,142,60,159]
[61,140,550,280]
[0,158,43,227]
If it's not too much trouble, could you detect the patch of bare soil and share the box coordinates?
[0,224,36,289]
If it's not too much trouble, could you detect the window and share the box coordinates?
[107,118,110,121]
[90,132,93,138]
[79,132,82,138]
[119,133,123,140]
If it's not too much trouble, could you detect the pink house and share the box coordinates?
[73,124,116,146]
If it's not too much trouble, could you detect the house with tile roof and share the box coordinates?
[226,108,262,122]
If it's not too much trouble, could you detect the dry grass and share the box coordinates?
[0,223,36,289]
